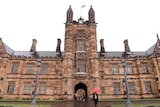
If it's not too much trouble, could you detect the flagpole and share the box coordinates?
[81,7,82,17]
[81,5,85,17]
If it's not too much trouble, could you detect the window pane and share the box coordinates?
[11,63,18,73]
[128,82,136,94]
[112,65,118,74]
[142,64,148,73]
[40,64,48,75]
[26,64,33,74]
[78,60,85,72]
[38,82,46,94]
[53,87,57,95]
[7,81,15,94]
[126,66,132,74]
[113,82,120,94]
[24,82,31,94]
[145,82,152,93]
[101,87,105,94]
[77,40,84,51]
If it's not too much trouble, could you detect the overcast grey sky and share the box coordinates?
[0,0,160,51]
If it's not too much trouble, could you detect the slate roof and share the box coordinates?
[99,51,148,58]
[3,42,14,55]
[146,44,156,55]
[2,42,61,58]
[1,40,156,58]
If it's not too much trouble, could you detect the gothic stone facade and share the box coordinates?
[0,6,160,100]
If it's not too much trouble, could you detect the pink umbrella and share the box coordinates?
[91,88,100,93]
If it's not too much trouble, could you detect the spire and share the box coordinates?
[154,33,160,53]
[88,5,95,23]
[66,5,73,23]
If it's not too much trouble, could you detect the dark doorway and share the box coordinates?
[74,82,87,100]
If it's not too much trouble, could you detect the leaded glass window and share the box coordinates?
[128,82,136,94]
[145,82,152,93]
[24,82,31,94]
[11,62,18,73]
[126,66,132,74]
[53,87,57,95]
[142,64,148,74]
[77,40,84,51]
[40,63,48,75]
[112,65,119,74]
[26,63,34,74]
[101,87,105,95]
[77,60,85,72]
[113,82,120,94]
[7,81,15,94]
[38,82,46,94]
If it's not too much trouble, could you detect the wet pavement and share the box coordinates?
[1,99,160,107]
[39,100,160,107]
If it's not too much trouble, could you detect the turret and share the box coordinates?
[154,34,160,54]
[66,5,73,23]
[88,6,95,23]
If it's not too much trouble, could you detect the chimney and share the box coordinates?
[123,39,131,54]
[56,39,62,57]
[0,38,4,54]
[30,39,37,52]
[100,39,105,56]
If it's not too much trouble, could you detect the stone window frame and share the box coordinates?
[7,81,15,94]
[77,59,85,72]
[40,63,48,75]
[77,39,85,52]
[11,62,19,73]
[126,65,133,74]
[113,82,121,94]
[53,87,57,95]
[145,81,152,94]
[38,82,46,94]
[112,64,119,74]
[128,82,136,94]
[100,71,104,79]
[101,86,105,95]
[23,82,31,94]
[99,62,103,69]
[55,63,59,70]
[141,63,148,74]
[26,63,34,74]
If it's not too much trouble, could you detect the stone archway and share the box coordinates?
[74,82,87,100]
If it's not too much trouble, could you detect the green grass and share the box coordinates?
[1,99,160,107]
[0,103,51,107]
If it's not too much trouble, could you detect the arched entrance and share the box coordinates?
[74,82,87,100]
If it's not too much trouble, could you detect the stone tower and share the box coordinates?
[63,5,99,99]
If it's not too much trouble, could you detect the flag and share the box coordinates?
[81,5,85,8]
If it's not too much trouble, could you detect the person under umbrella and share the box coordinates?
[92,92,98,107]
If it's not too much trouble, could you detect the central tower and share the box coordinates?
[63,5,99,99]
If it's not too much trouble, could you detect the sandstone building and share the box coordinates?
[0,6,160,100]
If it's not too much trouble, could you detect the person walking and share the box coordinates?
[92,92,98,107]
